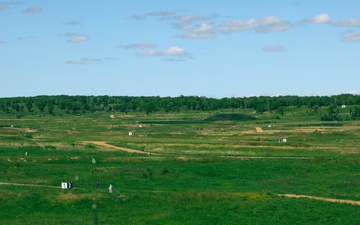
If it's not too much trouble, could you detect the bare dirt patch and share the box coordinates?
[85,141,149,155]
[279,194,360,206]
[255,127,264,133]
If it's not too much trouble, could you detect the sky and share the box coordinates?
[1,0,359,98]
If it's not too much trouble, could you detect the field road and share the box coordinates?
[1,181,359,206]
[85,141,150,155]
[0,182,61,189]
[278,194,360,206]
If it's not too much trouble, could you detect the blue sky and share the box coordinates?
[1,0,359,98]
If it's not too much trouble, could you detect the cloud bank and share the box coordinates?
[137,46,187,57]
[332,19,360,27]
[312,14,330,24]
[220,16,291,33]
[341,30,360,42]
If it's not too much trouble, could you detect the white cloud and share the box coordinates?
[81,57,102,62]
[66,57,105,65]
[69,35,88,43]
[129,11,176,21]
[173,22,215,39]
[298,13,330,24]
[220,16,291,33]
[332,19,360,27]
[262,45,285,52]
[175,14,220,22]
[163,47,185,56]
[341,30,360,42]
[173,32,215,39]
[137,49,157,56]
[146,11,176,20]
[66,60,86,65]
[121,42,158,49]
[136,46,191,60]
[312,13,330,24]
[172,14,223,39]
[60,33,89,43]
[24,7,42,14]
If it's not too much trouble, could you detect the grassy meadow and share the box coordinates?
[1,107,360,224]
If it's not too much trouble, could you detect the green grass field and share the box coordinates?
[1,108,360,224]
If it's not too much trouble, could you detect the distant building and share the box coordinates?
[342,105,346,108]
[279,138,287,143]
[129,132,136,136]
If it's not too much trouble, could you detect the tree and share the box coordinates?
[47,103,54,114]
[36,101,46,112]
[25,101,33,112]
[350,107,360,120]
[321,105,341,121]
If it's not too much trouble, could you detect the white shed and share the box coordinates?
[129,132,136,136]
[279,138,287,143]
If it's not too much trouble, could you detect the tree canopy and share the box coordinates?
[1,94,360,119]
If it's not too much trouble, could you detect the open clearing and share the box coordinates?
[85,141,150,154]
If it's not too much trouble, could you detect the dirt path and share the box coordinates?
[278,194,360,206]
[2,181,359,206]
[86,141,149,155]
[255,127,264,133]
[0,182,61,189]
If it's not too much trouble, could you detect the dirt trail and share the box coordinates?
[2,181,359,206]
[255,127,264,133]
[279,194,360,206]
[86,141,149,155]
[0,182,61,189]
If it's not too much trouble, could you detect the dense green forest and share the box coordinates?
[1,94,360,120]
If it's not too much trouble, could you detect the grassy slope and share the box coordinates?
[0,108,360,224]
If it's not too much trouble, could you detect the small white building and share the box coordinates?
[279,138,287,143]
[342,105,346,108]
[129,132,136,136]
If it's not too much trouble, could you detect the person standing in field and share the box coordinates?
[95,178,100,189]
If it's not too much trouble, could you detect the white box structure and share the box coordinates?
[61,182,73,189]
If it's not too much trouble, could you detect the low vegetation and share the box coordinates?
[0,95,360,224]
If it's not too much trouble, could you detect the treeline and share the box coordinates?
[1,94,360,117]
